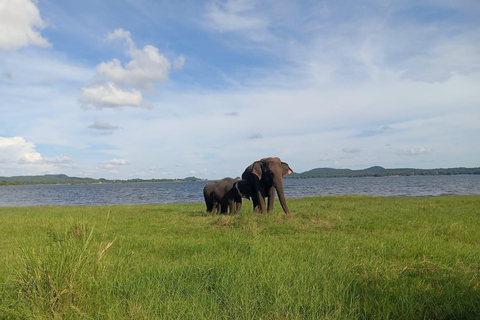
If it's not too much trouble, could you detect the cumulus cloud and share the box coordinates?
[80,28,184,109]
[101,158,131,169]
[96,44,171,90]
[0,136,40,163]
[80,83,145,109]
[89,120,119,130]
[106,28,134,48]
[0,136,72,166]
[0,0,51,50]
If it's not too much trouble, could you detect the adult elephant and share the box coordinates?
[204,178,251,214]
[242,157,293,216]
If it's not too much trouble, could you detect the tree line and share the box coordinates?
[286,166,480,179]
[0,174,202,186]
[1,167,479,186]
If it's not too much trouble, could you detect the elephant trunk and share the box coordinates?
[273,177,290,215]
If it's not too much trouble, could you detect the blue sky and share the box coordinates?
[1,0,479,179]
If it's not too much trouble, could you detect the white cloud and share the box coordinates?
[19,154,73,165]
[0,0,50,50]
[79,83,145,109]
[101,158,131,169]
[96,46,170,90]
[0,136,39,163]
[106,28,134,48]
[0,136,73,167]
[99,28,171,90]
[19,151,42,164]
[80,28,179,109]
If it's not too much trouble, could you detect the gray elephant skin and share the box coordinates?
[203,178,251,214]
[242,157,293,216]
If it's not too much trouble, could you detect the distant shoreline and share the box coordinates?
[1,166,479,186]
[0,175,205,186]
[286,166,480,179]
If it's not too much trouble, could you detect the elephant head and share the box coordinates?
[242,157,293,215]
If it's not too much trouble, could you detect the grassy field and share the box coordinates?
[0,195,479,319]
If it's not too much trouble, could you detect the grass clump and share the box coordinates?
[0,196,479,319]
[16,225,95,317]
[2,214,116,319]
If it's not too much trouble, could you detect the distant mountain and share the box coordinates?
[0,174,99,185]
[0,174,204,186]
[287,166,480,179]
[1,167,479,185]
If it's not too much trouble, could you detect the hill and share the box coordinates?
[287,166,480,179]
[0,174,99,185]
[0,174,203,186]
[1,166,479,185]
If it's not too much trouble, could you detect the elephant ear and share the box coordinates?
[251,161,263,180]
[281,162,293,177]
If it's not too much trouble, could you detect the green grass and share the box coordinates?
[0,195,479,319]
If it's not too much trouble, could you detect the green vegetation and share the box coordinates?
[0,174,204,186]
[288,166,480,179]
[2,166,480,186]
[1,196,479,319]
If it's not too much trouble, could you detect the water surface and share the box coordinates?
[0,175,479,207]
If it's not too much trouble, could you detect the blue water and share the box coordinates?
[0,175,479,207]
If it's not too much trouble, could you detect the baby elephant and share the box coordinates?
[203,178,251,214]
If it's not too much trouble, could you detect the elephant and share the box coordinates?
[203,178,252,214]
[203,180,220,213]
[242,157,293,216]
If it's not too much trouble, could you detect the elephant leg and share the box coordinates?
[258,192,267,213]
[251,197,259,212]
[212,200,218,215]
[267,186,275,213]
[221,203,228,214]
[228,199,235,214]
[235,200,242,213]
[206,199,213,212]
[205,194,213,212]
[254,181,267,213]
[252,195,262,213]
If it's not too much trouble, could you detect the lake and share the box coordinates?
[0,175,479,207]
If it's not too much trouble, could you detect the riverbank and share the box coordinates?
[1,195,479,319]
